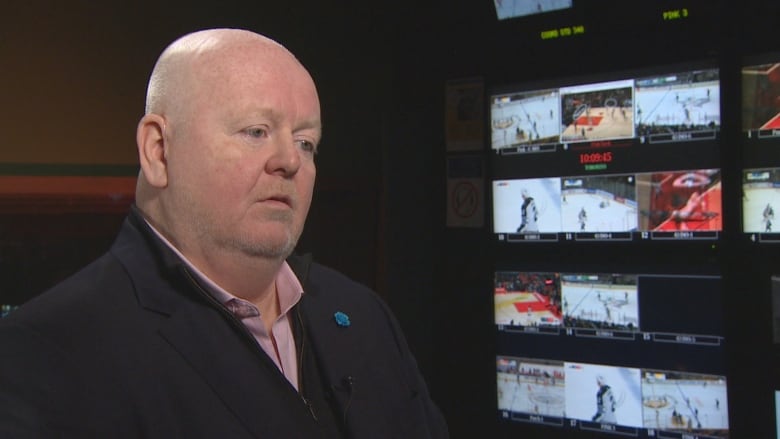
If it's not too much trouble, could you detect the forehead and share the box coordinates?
[190,43,320,121]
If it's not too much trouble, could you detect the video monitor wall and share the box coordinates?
[494,270,728,438]
[490,61,722,243]
[488,59,732,438]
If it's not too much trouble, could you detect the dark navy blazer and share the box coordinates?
[0,208,448,438]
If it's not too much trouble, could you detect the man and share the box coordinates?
[578,206,587,231]
[516,189,538,233]
[763,203,774,232]
[0,29,448,438]
[591,375,617,424]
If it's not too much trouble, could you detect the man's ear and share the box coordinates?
[136,114,169,188]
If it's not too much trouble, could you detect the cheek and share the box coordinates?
[298,166,316,206]
[203,148,258,197]
[179,158,248,212]
[212,170,257,208]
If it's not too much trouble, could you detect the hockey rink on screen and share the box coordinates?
[641,371,729,434]
[560,191,638,232]
[497,357,566,418]
[634,79,720,132]
[493,177,563,233]
[561,277,639,330]
[560,174,638,232]
[491,89,561,149]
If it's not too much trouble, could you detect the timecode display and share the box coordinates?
[579,151,613,164]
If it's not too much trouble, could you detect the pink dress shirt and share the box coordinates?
[145,221,302,390]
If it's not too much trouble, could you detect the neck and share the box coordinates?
[198,250,285,332]
[199,249,283,303]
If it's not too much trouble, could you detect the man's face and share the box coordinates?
[162,44,321,260]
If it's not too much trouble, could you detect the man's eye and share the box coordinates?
[297,140,318,155]
[245,127,268,138]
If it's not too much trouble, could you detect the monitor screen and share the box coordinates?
[743,168,780,241]
[493,0,573,21]
[0,304,18,318]
[776,390,780,439]
[743,60,780,138]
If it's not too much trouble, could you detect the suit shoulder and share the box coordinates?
[3,252,129,327]
[307,262,374,293]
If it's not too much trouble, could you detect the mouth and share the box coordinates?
[262,194,293,208]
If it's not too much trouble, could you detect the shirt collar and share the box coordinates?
[142,219,304,316]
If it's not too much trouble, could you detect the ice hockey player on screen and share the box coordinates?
[578,207,587,231]
[764,203,775,232]
[516,189,538,233]
[592,375,617,424]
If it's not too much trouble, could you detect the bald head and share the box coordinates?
[145,29,307,117]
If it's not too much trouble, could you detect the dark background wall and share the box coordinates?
[2,1,780,438]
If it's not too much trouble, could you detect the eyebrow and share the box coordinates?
[296,118,323,139]
[249,108,321,132]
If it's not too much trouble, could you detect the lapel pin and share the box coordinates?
[334,311,351,327]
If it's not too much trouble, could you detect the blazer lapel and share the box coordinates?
[158,300,318,438]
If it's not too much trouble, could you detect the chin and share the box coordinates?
[236,230,299,260]
[238,241,295,260]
